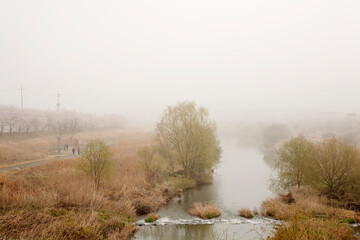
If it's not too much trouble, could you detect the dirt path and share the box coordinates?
[0,149,80,172]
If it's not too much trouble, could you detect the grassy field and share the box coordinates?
[0,129,181,239]
[0,129,151,166]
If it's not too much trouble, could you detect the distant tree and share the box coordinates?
[79,139,113,189]
[0,105,8,136]
[64,111,79,144]
[7,106,19,135]
[47,111,68,150]
[272,136,315,192]
[263,123,292,149]
[156,101,221,179]
[311,137,360,198]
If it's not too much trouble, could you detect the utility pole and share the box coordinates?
[20,84,24,109]
[0,85,26,109]
[17,84,26,110]
[56,91,62,111]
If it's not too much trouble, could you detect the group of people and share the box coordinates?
[72,146,81,155]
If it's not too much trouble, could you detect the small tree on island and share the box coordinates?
[79,139,113,189]
[156,101,221,180]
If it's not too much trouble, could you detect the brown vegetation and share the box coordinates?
[261,188,358,221]
[0,130,173,240]
[263,188,360,240]
[238,207,254,219]
[189,202,221,219]
[0,136,54,166]
[270,215,356,240]
[0,129,147,166]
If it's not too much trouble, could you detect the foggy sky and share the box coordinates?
[1,1,359,124]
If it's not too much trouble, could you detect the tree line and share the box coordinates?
[0,104,126,147]
[273,136,360,200]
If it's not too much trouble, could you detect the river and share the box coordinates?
[133,142,275,240]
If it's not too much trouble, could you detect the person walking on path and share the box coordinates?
[72,147,75,155]
[77,146,81,155]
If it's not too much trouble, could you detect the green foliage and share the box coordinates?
[272,136,315,192]
[205,213,213,219]
[310,137,360,199]
[172,176,196,190]
[340,218,356,224]
[144,217,155,223]
[273,136,360,200]
[156,101,222,180]
[79,139,113,189]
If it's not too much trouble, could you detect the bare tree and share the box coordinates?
[312,137,360,198]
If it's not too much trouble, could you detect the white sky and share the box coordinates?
[0,0,359,123]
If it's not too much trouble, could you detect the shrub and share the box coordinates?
[79,139,113,189]
[253,208,259,216]
[148,213,159,221]
[189,202,221,219]
[239,208,254,219]
[172,177,196,190]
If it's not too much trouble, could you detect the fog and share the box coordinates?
[1,0,360,126]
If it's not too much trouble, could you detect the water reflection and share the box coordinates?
[134,224,267,240]
[134,142,274,240]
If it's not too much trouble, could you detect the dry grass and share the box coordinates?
[253,207,259,215]
[264,188,359,240]
[0,129,170,240]
[261,188,358,221]
[148,213,159,221]
[269,209,357,240]
[239,207,254,219]
[0,136,54,166]
[189,202,221,219]
[0,128,151,166]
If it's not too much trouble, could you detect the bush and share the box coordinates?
[189,202,221,219]
[79,139,113,189]
[144,217,154,223]
[144,213,159,223]
[238,208,254,219]
[172,177,196,190]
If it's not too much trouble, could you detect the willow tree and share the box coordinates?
[156,101,221,179]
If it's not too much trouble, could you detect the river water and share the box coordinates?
[133,142,275,240]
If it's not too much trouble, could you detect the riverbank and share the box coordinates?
[262,188,360,239]
[0,129,194,240]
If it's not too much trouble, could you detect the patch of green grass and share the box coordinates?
[339,218,356,224]
[49,208,68,217]
[145,217,155,223]
[205,213,214,219]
